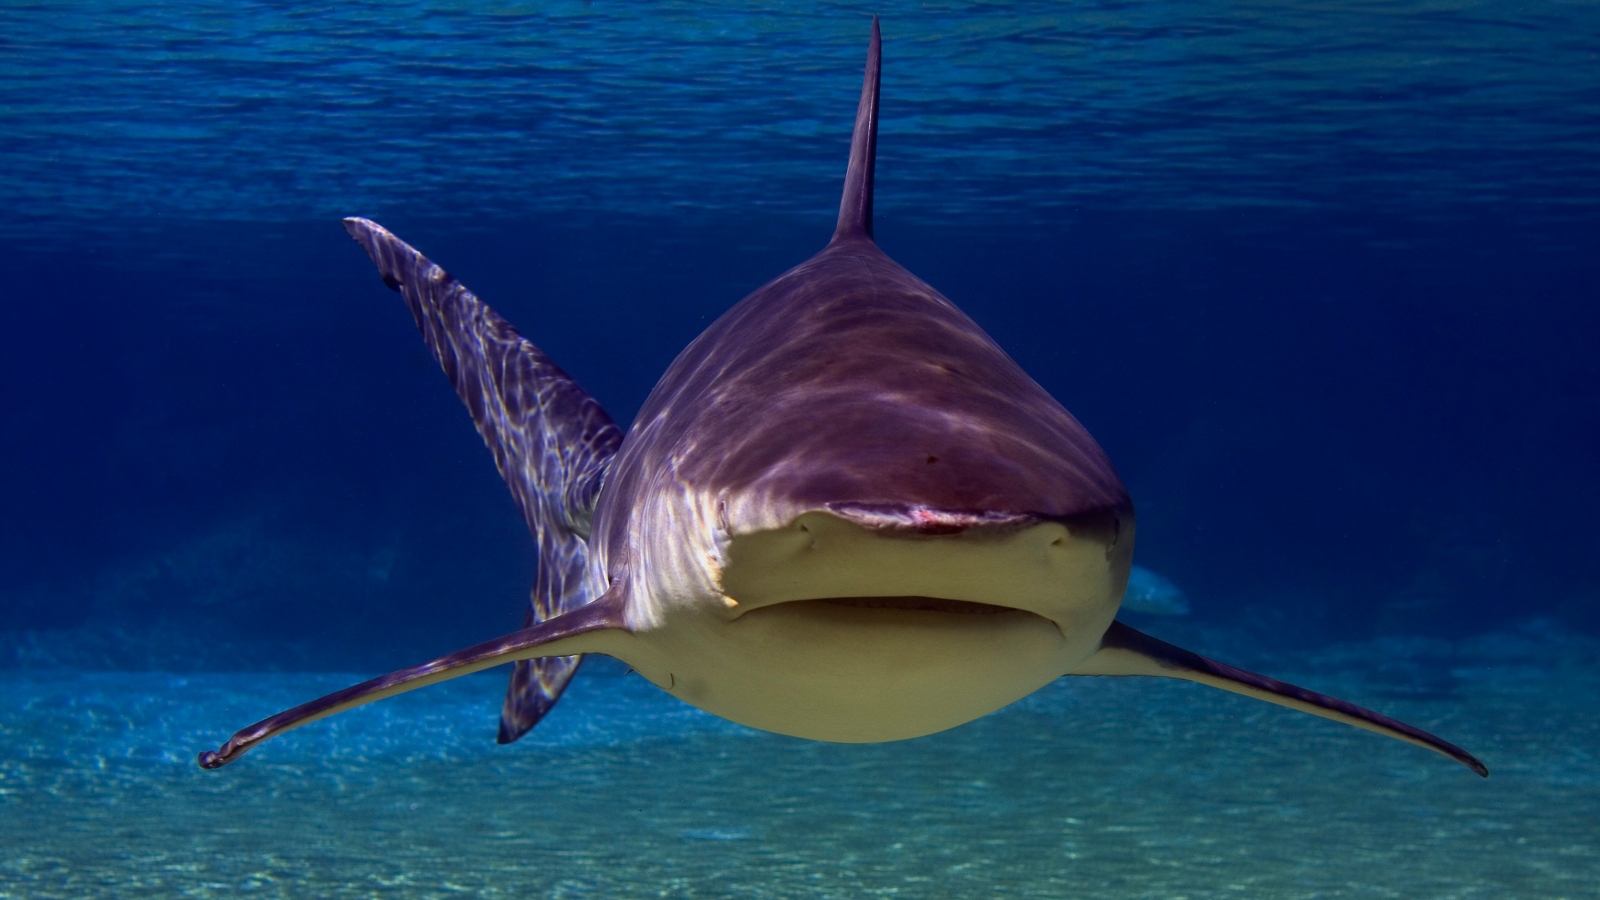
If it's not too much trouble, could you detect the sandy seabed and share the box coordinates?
[1,626,1594,899]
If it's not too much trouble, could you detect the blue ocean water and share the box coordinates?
[2,2,1598,896]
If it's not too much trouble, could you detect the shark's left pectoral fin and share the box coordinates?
[1074,621,1488,776]
[198,592,631,770]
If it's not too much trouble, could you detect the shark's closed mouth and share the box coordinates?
[812,596,1016,615]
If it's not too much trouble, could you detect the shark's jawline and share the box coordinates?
[196,20,1486,779]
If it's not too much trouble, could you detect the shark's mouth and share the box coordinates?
[748,595,1063,647]
[813,596,1015,615]
[718,510,1121,629]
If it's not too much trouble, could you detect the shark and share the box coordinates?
[199,20,1486,777]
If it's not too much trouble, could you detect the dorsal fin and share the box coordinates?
[833,17,881,242]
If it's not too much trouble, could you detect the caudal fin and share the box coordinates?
[833,18,882,242]
[1075,621,1488,776]
[343,217,624,743]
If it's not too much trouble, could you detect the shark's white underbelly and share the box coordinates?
[631,601,1078,741]
[604,512,1131,742]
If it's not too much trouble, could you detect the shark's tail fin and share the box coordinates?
[833,17,881,243]
[342,217,624,745]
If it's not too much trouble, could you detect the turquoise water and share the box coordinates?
[4,626,1596,897]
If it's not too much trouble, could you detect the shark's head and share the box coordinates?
[595,220,1134,740]
[587,24,1135,739]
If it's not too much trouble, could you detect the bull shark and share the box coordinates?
[199,21,1486,777]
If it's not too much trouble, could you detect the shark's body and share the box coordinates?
[199,22,1485,776]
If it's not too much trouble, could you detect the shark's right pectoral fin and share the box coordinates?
[1074,621,1488,776]
[197,591,632,770]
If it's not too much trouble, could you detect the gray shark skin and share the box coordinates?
[198,20,1486,777]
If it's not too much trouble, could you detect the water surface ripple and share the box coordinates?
[3,0,1596,235]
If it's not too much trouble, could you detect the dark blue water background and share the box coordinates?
[2,1,1597,671]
